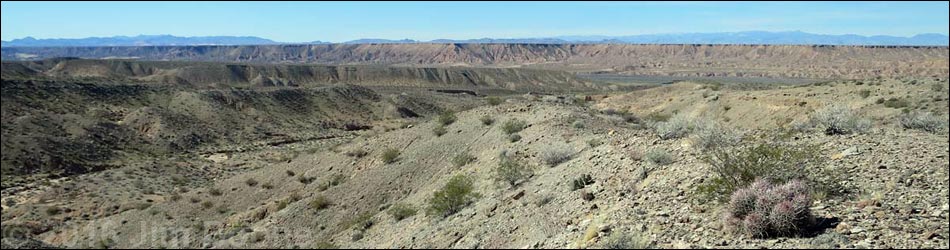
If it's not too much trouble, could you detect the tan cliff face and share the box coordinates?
[3,44,947,79]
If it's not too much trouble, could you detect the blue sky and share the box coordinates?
[2,1,948,42]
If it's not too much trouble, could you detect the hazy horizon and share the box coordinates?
[2,1,948,43]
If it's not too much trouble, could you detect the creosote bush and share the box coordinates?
[723,179,815,238]
[427,174,479,218]
[508,133,522,142]
[540,143,574,166]
[452,152,476,167]
[486,96,503,106]
[699,142,822,201]
[654,114,693,140]
[692,120,741,151]
[644,148,673,166]
[899,111,948,134]
[494,155,532,187]
[480,115,495,126]
[811,104,871,135]
[380,148,401,164]
[571,174,595,191]
[501,119,527,134]
[432,125,447,137]
[245,178,258,187]
[309,195,331,211]
[436,110,457,126]
[387,203,417,221]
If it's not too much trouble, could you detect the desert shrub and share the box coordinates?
[692,120,741,151]
[46,206,62,216]
[699,142,821,201]
[313,241,338,249]
[285,170,296,176]
[432,125,447,137]
[811,104,871,135]
[209,188,223,196]
[600,232,653,249]
[501,119,527,134]
[899,111,949,134]
[189,197,201,204]
[508,133,522,142]
[486,96,503,106]
[571,174,595,191]
[298,175,315,184]
[349,212,375,231]
[309,195,332,211]
[387,203,417,221]
[170,193,182,202]
[328,174,345,187]
[539,143,574,166]
[427,174,479,218]
[494,156,532,187]
[480,115,495,126]
[857,90,871,99]
[247,231,265,243]
[932,83,946,92]
[644,113,671,123]
[572,120,585,129]
[883,98,910,109]
[723,179,815,238]
[345,149,368,158]
[245,178,259,187]
[452,152,476,167]
[380,148,401,164]
[201,201,214,209]
[654,114,693,140]
[276,200,289,211]
[436,110,457,126]
[645,148,674,166]
[217,205,229,214]
[261,182,274,190]
[587,138,603,148]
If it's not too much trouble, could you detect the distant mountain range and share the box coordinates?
[2,31,947,47]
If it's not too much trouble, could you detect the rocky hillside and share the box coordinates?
[3,44,947,79]
[1,77,946,249]
[1,58,595,92]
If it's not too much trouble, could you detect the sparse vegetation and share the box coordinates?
[298,175,315,184]
[494,155,532,188]
[539,143,574,166]
[380,148,401,164]
[46,206,62,216]
[201,201,214,209]
[571,174,595,191]
[480,115,495,125]
[285,170,296,177]
[811,104,871,135]
[654,114,693,140]
[261,182,274,189]
[209,188,223,196]
[436,110,457,126]
[427,174,479,218]
[486,96,503,106]
[432,125,447,136]
[501,119,527,134]
[699,142,822,201]
[245,178,259,187]
[644,112,671,123]
[388,203,417,221]
[587,138,603,147]
[572,120,585,129]
[313,241,339,249]
[452,152,476,167]
[899,111,948,134]
[508,133,522,142]
[692,120,741,151]
[645,148,674,166]
[600,232,653,249]
[345,149,368,158]
[883,97,910,109]
[723,179,814,238]
[858,89,871,98]
[309,195,332,211]
[247,231,265,243]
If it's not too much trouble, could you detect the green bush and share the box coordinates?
[692,120,741,151]
[480,115,495,126]
[571,174,594,191]
[245,178,259,187]
[654,114,693,140]
[494,156,532,187]
[310,195,332,211]
[899,111,948,134]
[857,89,871,99]
[452,152,477,167]
[437,111,457,126]
[387,203,417,221]
[699,142,821,201]
[883,98,910,109]
[432,125,447,136]
[486,96,503,106]
[380,148,401,164]
[572,120,586,129]
[508,133,522,142]
[501,119,527,134]
[540,143,574,166]
[811,105,871,135]
[427,175,479,218]
[645,148,674,166]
